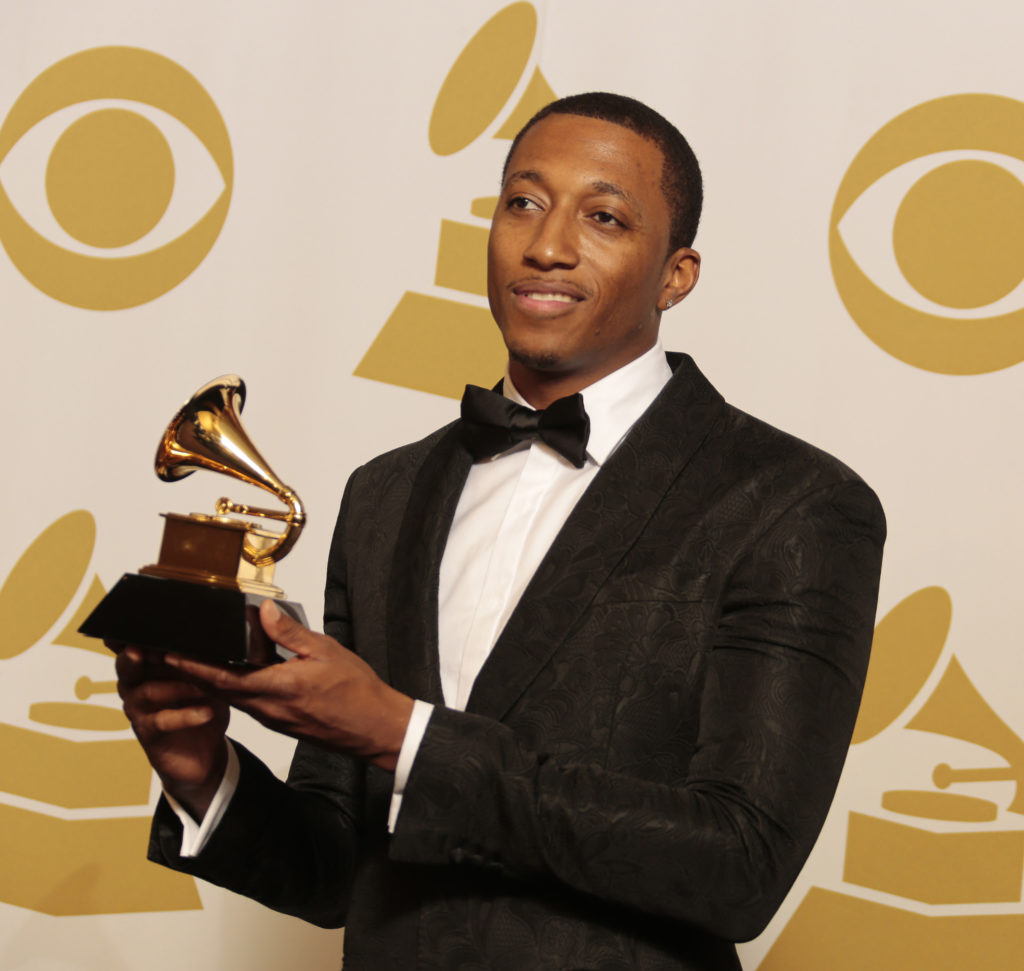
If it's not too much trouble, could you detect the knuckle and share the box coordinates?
[150,710,171,733]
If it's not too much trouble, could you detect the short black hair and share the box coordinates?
[503,92,703,251]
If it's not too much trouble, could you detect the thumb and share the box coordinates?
[259,598,319,657]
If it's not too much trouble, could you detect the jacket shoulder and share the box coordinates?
[725,403,869,485]
[710,402,886,539]
[661,353,878,501]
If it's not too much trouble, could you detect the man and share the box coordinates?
[119,93,885,970]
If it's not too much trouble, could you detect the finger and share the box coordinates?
[129,678,213,712]
[259,599,324,659]
[115,646,148,689]
[149,704,219,733]
[127,700,220,739]
[163,652,268,696]
[123,690,221,742]
[116,646,180,690]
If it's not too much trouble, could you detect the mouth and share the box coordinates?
[509,280,586,314]
[519,290,577,303]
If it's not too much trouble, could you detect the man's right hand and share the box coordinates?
[115,645,230,822]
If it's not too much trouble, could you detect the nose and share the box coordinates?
[523,208,578,270]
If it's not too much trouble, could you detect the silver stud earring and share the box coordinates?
[664,299,673,310]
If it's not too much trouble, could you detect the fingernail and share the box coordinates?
[263,599,281,621]
[164,653,181,667]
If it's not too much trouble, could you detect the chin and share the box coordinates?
[505,339,567,373]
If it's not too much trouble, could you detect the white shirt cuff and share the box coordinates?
[165,739,240,858]
[387,700,434,833]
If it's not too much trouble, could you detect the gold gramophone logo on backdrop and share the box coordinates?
[0,511,200,915]
[759,587,1024,970]
[830,94,1024,374]
[354,1,556,399]
[0,46,232,310]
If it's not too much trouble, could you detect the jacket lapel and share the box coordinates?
[465,354,727,720]
[385,424,472,705]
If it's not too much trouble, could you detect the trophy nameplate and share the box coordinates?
[79,375,307,666]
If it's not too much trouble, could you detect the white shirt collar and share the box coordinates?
[502,341,672,466]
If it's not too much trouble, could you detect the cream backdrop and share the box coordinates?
[1,1,1022,968]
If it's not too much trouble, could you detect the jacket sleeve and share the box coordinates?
[147,475,368,929]
[148,741,364,927]
[386,479,885,942]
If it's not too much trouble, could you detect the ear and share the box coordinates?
[659,247,700,311]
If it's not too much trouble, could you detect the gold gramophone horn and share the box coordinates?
[154,374,306,569]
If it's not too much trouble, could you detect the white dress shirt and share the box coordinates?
[174,342,672,853]
[388,342,671,828]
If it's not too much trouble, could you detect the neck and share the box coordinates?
[507,344,659,409]
[507,367,591,409]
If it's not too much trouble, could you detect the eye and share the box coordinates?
[0,46,232,311]
[507,195,540,211]
[829,93,1024,375]
[591,210,623,227]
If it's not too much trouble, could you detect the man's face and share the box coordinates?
[487,113,698,396]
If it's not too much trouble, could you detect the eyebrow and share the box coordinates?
[504,168,544,188]
[504,170,644,216]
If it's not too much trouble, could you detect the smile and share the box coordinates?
[509,282,587,316]
[519,291,578,303]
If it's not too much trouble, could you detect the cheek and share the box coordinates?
[487,218,522,262]
[485,234,499,273]
[486,239,511,301]
[604,269,649,312]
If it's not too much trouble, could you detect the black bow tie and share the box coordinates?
[460,384,591,468]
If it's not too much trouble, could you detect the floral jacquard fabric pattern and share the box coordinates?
[150,354,885,971]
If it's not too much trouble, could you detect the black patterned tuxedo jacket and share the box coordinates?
[150,354,885,970]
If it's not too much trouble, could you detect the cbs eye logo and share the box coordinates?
[830,94,1024,375]
[0,46,232,311]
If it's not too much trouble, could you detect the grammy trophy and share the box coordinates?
[79,375,307,666]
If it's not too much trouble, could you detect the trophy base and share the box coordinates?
[78,573,306,667]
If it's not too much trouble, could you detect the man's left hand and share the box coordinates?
[163,598,413,772]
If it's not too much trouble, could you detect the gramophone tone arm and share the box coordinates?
[215,490,306,568]
[216,497,292,522]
